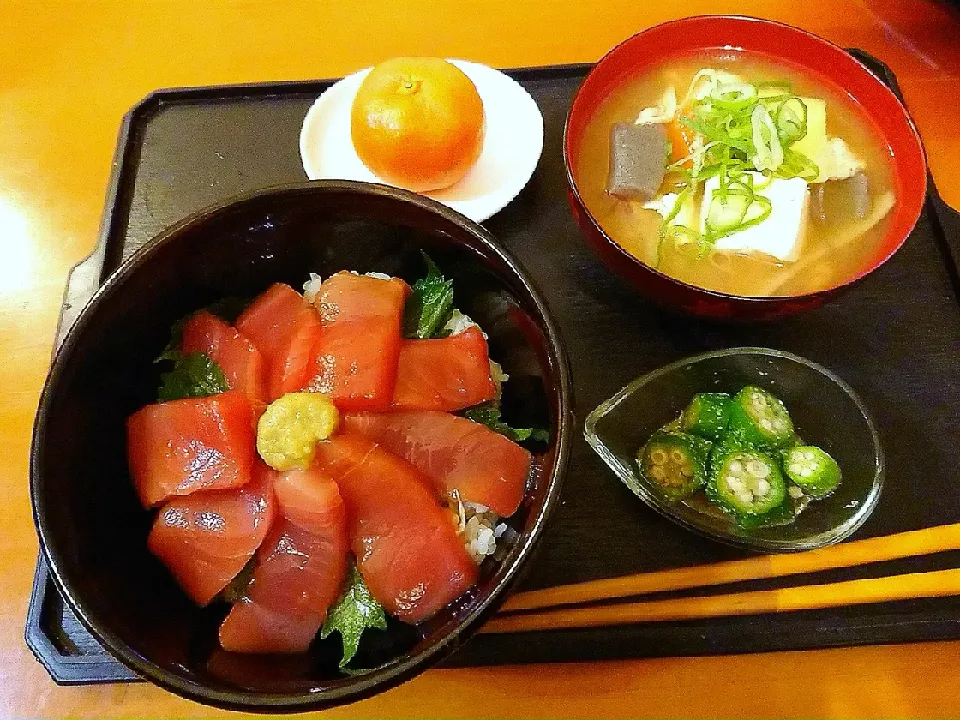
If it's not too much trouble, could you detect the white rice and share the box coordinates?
[303,272,324,303]
[489,359,510,403]
[449,492,512,563]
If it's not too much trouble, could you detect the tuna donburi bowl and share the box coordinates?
[31,181,571,712]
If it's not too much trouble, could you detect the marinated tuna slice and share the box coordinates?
[236,284,309,359]
[607,122,668,200]
[272,468,345,534]
[302,272,409,411]
[218,469,349,653]
[313,434,478,623]
[235,283,322,402]
[147,466,275,606]
[270,311,323,401]
[218,597,325,654]
[392,327,496,411]
[127,391,255,508]
[181,311,266,412]
[342,411,531,516]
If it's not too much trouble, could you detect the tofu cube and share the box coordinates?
[789,98,863,182]
[702,173,808,262]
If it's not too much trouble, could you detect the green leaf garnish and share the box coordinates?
[157,351,229,401]
[403,253,454,339]
[464,404,549,444]
[320,565,388,669]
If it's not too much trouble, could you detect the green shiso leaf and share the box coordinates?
[464,403,549,444]
[157,351,229,402]
[321,565,388,669]
[403,252,454,339]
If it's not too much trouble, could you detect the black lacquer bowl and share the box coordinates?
[30,181,572,712]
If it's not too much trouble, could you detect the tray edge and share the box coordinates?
[24,51,960,685]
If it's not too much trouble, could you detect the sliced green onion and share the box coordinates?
[680,114,752,154]
[753,173,774,191]
[703,185,773,243]
[758,94,792,106]
[655,186,694,267]
[776,148,820,181]
[774,97,808,146]
[737,193,773,232]
[710,81,758,112]
[706,189,751,233]
[681,69,730,106]
[755,79,793,93]
[750,104,784,172]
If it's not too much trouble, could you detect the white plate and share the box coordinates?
[299,59,544,223]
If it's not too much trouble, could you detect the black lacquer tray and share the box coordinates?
[26,53,960,684]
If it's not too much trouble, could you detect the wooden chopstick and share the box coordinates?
[481,567,960,634]
[500,524,960,613]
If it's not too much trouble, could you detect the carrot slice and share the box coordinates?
[666,117,695,167]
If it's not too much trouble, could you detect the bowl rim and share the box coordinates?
[583,346,885,552]
[562,14,929,305]
[30,179,574,711]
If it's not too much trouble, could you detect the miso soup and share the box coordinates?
[573,52,898,297]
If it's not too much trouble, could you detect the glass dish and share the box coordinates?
[584,347,884,552]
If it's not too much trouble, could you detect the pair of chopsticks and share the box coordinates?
[480,524,960,634]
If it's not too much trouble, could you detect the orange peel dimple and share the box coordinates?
[397,77,422,95]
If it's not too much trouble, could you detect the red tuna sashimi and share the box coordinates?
[270,312,322,401]
[313,434,477,624]
[127,391,255,508]
[181,311,266,412]
[236,283,309,358]
[218,469,349,653]
[342,411,531,516]
[236,283,323,402]
[391,327,496,411]
[302,272,408,411]
[147,465,275,606]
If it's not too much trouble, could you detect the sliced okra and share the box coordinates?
[727,386,795,449]
[782,445,841,498]
[680,392,733,440]
[707,448,786,517]
[638,431,711,501]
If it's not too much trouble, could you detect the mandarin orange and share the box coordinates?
[351,57,485,192]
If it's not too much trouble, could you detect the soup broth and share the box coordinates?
[574,52,897,297]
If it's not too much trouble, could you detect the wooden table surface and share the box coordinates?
[4,1,960,717]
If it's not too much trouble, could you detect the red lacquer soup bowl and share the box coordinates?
[564,15,927,321]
